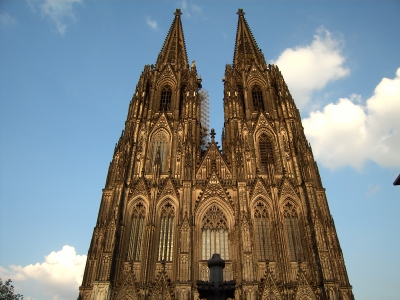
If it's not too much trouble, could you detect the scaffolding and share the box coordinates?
[198,88,210,150]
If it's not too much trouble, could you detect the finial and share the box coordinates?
[237,8,245,16]
[210,128,216,142]
[174,8,182,16]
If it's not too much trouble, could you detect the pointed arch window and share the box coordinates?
[259,133,274,173]
[158,201,175,262]
[152,131,168,172]
[283,201,303,261]
[160,85,172,111]
[252,85,264,111]
[127,202,146,261]
[201,205,229,260]
[254,201,273,261]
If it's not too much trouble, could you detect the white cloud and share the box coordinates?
[28,0,82,35]
[273,27,349,109]
[0,245,86,300]
[146,16,158,30]
[0,13,17,26]
[366,183,381,197]
[179,0,202,18]
[303,68,400,170]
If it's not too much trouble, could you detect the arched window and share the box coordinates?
[254,201,273,261]
[201,205,229,260]
[259,133,274,173]
[152,131,168,172]
[127,202,146,261]
[158,201,175,262]
[160,85,172,111]
[283,201,303,261]
[252,85,264,111]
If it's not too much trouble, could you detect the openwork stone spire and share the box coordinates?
[156,8,189,70]
[233,8,266,69]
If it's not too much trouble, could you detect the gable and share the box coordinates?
[250,179,271,201]
[158,178,179,200]
[194,172,235,215]
[196,142,232,180]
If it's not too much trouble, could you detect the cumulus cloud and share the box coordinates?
[0,245,86,300]
[273,27,349,109]
[303,68,400,170]
[0,13,17,26]
[28,0,82,35]
[146,16,158,30]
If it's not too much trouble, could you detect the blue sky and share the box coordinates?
[0,1,399,299]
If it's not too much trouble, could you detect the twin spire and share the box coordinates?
[233,8,266,68]
[156,8,189,70]
[156,8,265,70]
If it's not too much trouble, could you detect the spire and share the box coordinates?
[233,8,266,69]
[156,8,189,70]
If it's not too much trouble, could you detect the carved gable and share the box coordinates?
[150,113,172,136]
[158,178,179,199]
[130,179,149,198]
[261,272,282,300]
[196,142,232,180]
[150,271,174,300]
[157,64,177,86]
[250,179,271,200]
[195,172,234,211]
[295,270,317,300]
[254,113,275,136]
[114,272,139,300]
[278,179,299,200]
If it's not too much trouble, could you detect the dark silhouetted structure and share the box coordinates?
[197,254,236,300]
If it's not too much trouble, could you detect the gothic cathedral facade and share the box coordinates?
[78,9,354,300]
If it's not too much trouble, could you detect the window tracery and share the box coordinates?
[259,133,274,173]
[160,85,172,111]
[283,201,303,261]
[254,201,273,261]
[201,205,229,260]
[152,131,168,172]
[158,201,175,262]
[252,85,264,111]
[127,202,146,261]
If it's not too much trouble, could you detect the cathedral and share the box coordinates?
[78,9,354,300]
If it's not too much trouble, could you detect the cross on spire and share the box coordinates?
[210,128,216,142]
[237,8,245,16]
[174,8,182,16]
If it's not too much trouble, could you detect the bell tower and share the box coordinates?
[220,9,354,300]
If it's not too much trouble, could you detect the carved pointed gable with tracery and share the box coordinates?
[114,271,139,300]
[295,269,317,300]
[250,179,271,201]
[195,172,234,211]
[150,269,174,300]
[129,178,150,199]
[260,267,283,300]
[196,142,232,181]
[158,178,179,200]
